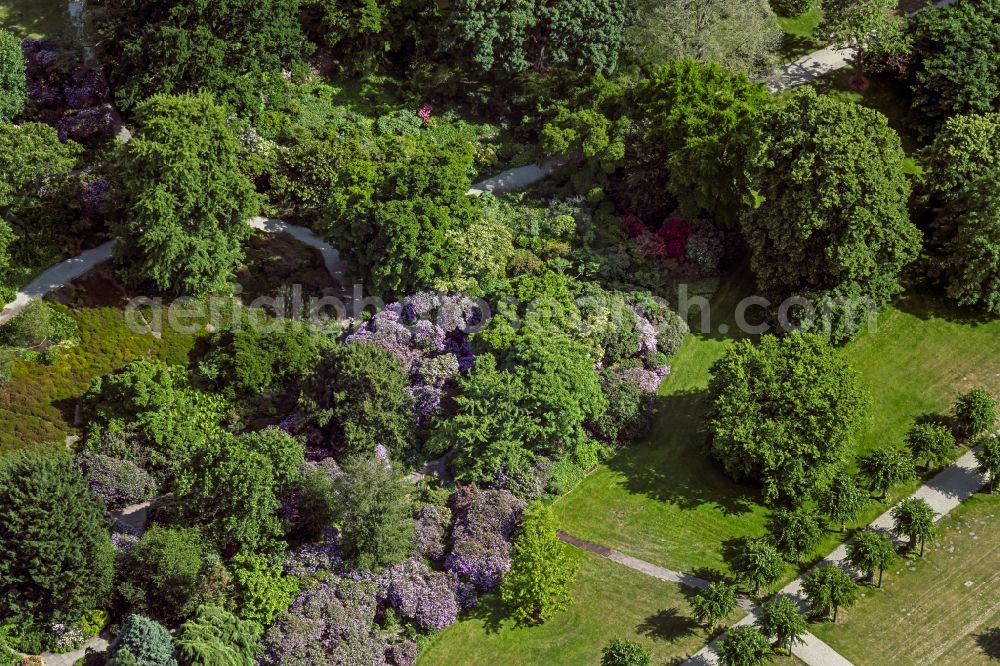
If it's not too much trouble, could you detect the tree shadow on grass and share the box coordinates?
[975,627,1000,660]
[637,607,698,643]
[606,389,760,516]
[893,290,992,326]
[464,592,509,635]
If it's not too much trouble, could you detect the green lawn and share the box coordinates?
[417,547,738,666]
[777,3,824,61]
[553,273,1000,580]
[0,0,67,38]
[811,493,1000,665]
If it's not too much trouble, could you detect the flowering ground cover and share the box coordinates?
[810,493,1000,665]
[553,272,1000,579]
[416,547,740,666]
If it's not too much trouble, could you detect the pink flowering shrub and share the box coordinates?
[417,104,432,124]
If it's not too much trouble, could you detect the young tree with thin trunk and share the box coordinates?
[802,566,858,623]
[975,436,1000,493]
[846,530,895,587]
[769,507,822,563]
[953,389,998,442]
[689,581,738,632]
[718,625,771,666]
[906,423,956,470]
[858,448,915,499]
[819,472,868,532]
[891,498,936,556]
[756,596,807,656]
[732,538,783,597]
[822,0,901,81]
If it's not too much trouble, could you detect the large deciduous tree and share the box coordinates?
[908,0,1000,134]
[300,341,415,458]
[906,423,955,469]
[952,388,998,442]
[636,59,768,227]
[624,0,782,79]
[689,581,737,632]
[112,93,259,295]
[707,333,870,504]
[732,538,782,597]
[440,0,630,77]
[743,88,920,343]
[500,502,577,624]
[0,28,26,122]
[0,453,114,625]
[975,436,1000,492]
[100,0,307,112]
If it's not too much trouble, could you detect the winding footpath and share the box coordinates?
[555,443,991,666]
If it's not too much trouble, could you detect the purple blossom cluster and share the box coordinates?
[347,292,482,423]
[283,535,344,579]
[57,106,115,143]
[75,451,157,511]
[616,365,671,394]
[633,309,658,355]
[260,578,386,666]
[444,487,525,591]
[384,641,418,666]
[410,505,449,562]
[21,38,114,145]
[378,558,473,631]
[81,178,111,209]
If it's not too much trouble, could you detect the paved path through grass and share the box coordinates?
[685,444,991,666]
[558,531,852,665]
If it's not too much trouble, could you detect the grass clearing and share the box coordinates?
[416,547,740,666]
[0,0,67,39]
[553,272,1000,581]
[811,493,1000,665]
[777,3,825,61]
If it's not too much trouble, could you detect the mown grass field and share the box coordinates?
[553,272,1000,580]
[0,0,67,38]
[417,547,741,666]
[811,493,1000,665]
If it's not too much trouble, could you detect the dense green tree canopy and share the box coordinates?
[905,422,955,469]
[624,0,782,78]
[501,502,577,624]
[707,333,870,504]
[301,341,415,457]
[909,0,1000,134]
[769,507,821,562]
[689,581,737,630]
[891,497,936,555]
[601,638,651,666]
[440,0,629,77]
[732,538,782,596]
[112,93,259,295]
[333,455,415,571]
[718,626,771,666]
[756,596,807,655]
[0,28,26,122]
[743,88,921,340]
[636,59,768,226]
[801,565,857,622]
[0,453,114,625]
[858,447,915,499]
[974,436,1000,492]
[101,0,307,112]
[952,388,998,440]
[117,526,226,626]
[0,122,81,269]
[818,472,868,531]
[846,530,895,587]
